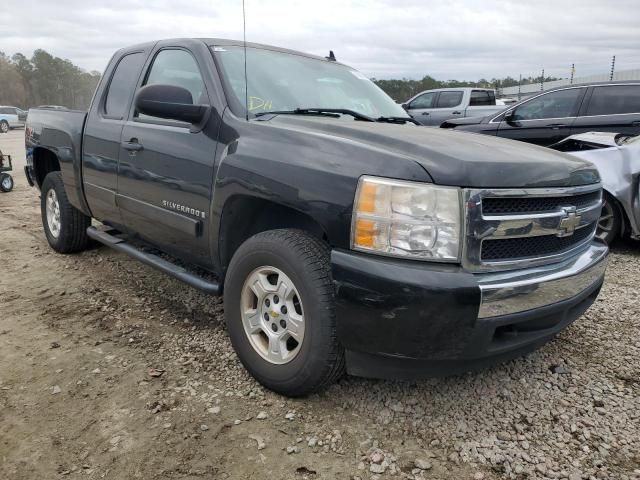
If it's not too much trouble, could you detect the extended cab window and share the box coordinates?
[470,90,495,106]
[104,53,145,118]
[138,49,207,121]
[585,85,640,116]
[410,92,437,109]
[512,88,582,121]
[436,91,463,108]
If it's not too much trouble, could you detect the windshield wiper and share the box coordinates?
[255,108,375,122]
[376,116,420,125]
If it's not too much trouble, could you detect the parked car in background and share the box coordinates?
[402,88,503,126]
[0,106,27,132]
[549,132,640,244]
[440,82,640,146]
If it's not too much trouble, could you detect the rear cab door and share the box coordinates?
[428,90,465,126]
[571,83,640,136]
[117,39,224,269]
[496,87,586,146]
[82,44,152,227]
[405,91,438,125]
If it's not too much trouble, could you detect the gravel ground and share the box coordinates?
[1,128,639,480]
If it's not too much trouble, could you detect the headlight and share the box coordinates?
[351,176,462,261]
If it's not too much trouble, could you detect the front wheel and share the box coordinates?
[41,172,91,253]
[0,173,13,192]
[596,192,622,244]
[224,229,345,397]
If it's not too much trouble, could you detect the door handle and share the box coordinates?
[452,111,462,115]
[122,139,144,152]
[421,112,430,116]
[547,123,568,130]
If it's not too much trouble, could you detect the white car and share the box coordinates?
[550,132,640,243]
[0,106,27,133]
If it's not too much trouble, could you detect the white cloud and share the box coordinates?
[2,0,639,80]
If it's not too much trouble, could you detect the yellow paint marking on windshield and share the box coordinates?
[249,96,273,111]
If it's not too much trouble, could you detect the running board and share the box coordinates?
[86,226,221,295]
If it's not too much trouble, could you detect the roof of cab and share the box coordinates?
[117,38,349,67]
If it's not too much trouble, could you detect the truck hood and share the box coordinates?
[263,116,600,188]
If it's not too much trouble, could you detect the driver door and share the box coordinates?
[405,92,438,125]
[117,44,221,268]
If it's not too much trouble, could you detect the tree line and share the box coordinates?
[373,75,561,102]
[0,50,101,110]
[0,47,560,109]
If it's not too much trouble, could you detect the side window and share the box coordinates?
[470,90,495,106]
[104,53,145,118]
[0,108,13,115]
[139,49,207,121]
[513,88,582,121]
[409,92,436,109]
[585,85,640,116]
[436,91,463,108]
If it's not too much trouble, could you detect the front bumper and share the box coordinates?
[332,240,608,379]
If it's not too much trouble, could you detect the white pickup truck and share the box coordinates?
[402,88,505,126]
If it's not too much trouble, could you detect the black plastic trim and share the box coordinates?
[87,227,220,294]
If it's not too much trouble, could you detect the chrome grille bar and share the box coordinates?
[462,184,602,272]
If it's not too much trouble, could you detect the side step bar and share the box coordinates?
[86,226,221,295]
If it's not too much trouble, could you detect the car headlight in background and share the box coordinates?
[351,176,462,261]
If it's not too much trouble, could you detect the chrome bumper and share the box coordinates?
[477,241,608,318]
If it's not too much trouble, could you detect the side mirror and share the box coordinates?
[401,103,409,111]
[504,110,516,123]
[134,84,208,124]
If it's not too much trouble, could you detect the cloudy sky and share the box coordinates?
[2,0,640,80]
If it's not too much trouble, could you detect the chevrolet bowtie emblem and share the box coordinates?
[270,310,279,318]
[558,207,581,237]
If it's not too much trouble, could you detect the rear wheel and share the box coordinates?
[224,229,345,396]
[0,173,13,192]
[0,121,9,134]
[596,192,622,244]
[41,172,91,253]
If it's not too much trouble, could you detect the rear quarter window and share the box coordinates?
[586,85,640,116]
[104,52,145,118]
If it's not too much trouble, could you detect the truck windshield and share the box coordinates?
[213,46,409,120]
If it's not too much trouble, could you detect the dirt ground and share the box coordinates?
[1,128,639,480]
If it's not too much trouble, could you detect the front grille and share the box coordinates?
[464,186,602,271]
[481,224,595,261]
[482,191,601,215]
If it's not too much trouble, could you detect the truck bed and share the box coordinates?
[25,108,89,213]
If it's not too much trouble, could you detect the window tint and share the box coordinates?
[409,92,436,109]
[470,90,496,106]
[513,88,582,120]
[585,85,640,116]
[436,91,463,108]
[142,49,206,111]
[104,53,145,118]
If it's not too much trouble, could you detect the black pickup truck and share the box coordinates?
[25,38,608,396]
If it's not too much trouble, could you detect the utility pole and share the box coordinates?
[610,56,616,81]
[570,64,575,84]
[540,69,545,91]
[518,74,522,101]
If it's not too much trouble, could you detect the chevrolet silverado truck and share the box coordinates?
[25,38,608,396]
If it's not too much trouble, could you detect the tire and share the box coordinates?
[224,229,345,397]
[40,171,91,253]
[0,173,13,192]
[0,121,9,134]
[596,192,622,244]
